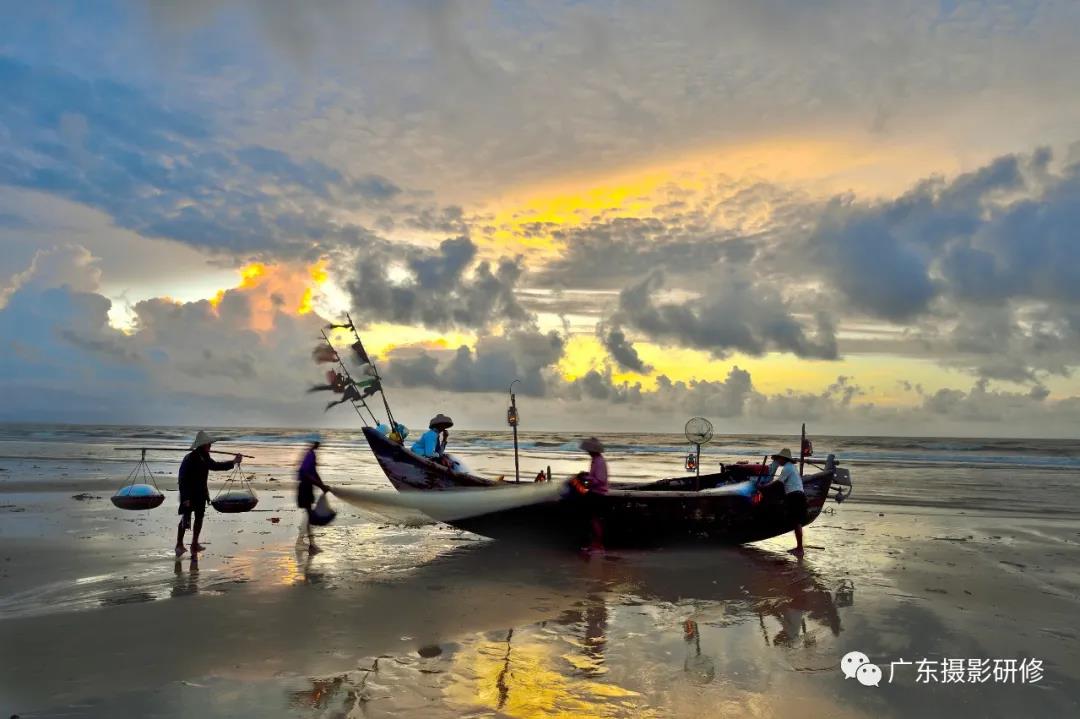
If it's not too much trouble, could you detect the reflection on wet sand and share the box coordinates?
[286,544,851,717]
[171,555,200,598]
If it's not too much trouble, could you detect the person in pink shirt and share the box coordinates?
[579,437,608,551]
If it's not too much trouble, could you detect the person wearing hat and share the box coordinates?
[296,433,331,553]
[577,437,609,551]
[176,431,242,557]
[410,414,454,462]
[759,448,807,555]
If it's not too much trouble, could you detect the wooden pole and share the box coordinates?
[799,422,806,475]
[113,447,255,458]
[508,380,521,483]
[695,443,701,490]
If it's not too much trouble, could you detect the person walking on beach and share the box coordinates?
[759,448,807,555]
[176,431,241,557]
[296,434,330,554]
[577,437,609,552]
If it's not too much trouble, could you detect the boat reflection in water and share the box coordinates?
[287,543,852,717]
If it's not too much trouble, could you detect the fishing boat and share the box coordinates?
[359,425,852,548]
[309,321,853,548]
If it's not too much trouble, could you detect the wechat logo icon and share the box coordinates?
[842,651,881,687]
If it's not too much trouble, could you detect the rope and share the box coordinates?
[213,462,255,501]
[123,448,161,490]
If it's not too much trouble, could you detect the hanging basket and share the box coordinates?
[211,464,258,513]
[111,450,165,511]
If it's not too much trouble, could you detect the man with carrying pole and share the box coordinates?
[176,431,243,557]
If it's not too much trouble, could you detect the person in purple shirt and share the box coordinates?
[296,434,330,553]
[579,437,608,551]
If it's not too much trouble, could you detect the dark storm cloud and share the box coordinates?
[599,325,651,373]
[615,271,838,360]
[805,151,1045,321]
[345,236,531,332]
[383,330,565,396]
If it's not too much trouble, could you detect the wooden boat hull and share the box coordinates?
[361,427,837,548]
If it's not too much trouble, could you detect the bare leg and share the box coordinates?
[589,517,605,551]
[175,519,187,556]
[791,525,804,554]
[192,514,205,552]
[297,510,309,544]
[307,511,320,553]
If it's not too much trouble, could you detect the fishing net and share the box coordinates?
[111,450,165,510]
[332,481,567,523]
[211,464,258,513]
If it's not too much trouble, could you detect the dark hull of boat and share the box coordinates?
[448,478,832,548]
[361,426,835,548]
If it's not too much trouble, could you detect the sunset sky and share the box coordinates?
[3,1,1080,436]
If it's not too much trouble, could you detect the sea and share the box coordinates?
[2,423,1079,517]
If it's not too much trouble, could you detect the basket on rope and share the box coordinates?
[211,463,259,513]
[111,449,166,510]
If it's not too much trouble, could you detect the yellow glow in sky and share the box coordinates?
[474,134,959,258]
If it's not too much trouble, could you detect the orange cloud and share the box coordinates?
[208,260,328,332]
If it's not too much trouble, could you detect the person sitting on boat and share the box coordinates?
[176,431,242,557]
[759,448,807,555]
[411,414,453,462]
[576,437,608,552]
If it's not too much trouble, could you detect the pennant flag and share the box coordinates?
[351,340,370,365]
[311,344,339,364]
[325,383,363,411]
[357,363,378,378]
[308,370,351,393]
[360,380,381,399]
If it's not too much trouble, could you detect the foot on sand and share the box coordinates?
[175,545,186,557]
[308,544,322,555]
[788,547,804,556]
[192,543,206,552]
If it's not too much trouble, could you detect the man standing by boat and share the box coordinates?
[176,431,241,557]
[760,448,807,555]
[296,433,331,553]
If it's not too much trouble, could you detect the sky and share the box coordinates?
[3,0,1080,437]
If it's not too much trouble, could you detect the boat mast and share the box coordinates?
[345,312,398,430]
[321,329,378,426]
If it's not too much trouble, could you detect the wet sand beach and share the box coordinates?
[1,426,1079,717]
